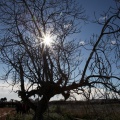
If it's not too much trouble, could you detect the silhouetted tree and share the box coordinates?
[1,97,7,102]
[0,0,120,119]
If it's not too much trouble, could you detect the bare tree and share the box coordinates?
[0,0,120,119]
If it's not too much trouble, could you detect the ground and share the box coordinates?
[0,102,120,120]
[0,107,15,120]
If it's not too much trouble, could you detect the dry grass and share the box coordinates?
[0,103,120,120]
[48,103,120,120]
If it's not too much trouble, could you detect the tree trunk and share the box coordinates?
[33,96,48,120]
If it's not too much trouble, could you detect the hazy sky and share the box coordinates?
[0,0,119,101]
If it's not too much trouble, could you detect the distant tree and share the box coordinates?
[1,97,7,102]
[0,0,120,120]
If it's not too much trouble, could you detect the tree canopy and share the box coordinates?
[0,0,120,119]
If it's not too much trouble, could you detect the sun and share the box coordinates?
[43,34,52,46]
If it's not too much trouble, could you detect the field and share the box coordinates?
[0,107,15,120]
[46,102,120,120]
[0,102,120,120]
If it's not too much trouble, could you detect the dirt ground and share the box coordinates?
[0,107,15,120]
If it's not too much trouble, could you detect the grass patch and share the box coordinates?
[4,103,120,120]
[6,113,33,120]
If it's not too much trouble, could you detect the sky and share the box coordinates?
[0,0,119,101]
[79,0,117,39]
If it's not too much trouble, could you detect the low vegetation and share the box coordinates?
[3,102,120,120]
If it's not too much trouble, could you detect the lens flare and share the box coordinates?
[43,34,52,46]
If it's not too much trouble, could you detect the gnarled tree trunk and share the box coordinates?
[33,96,49,120]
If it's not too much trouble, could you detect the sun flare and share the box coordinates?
[43,34,52,46]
